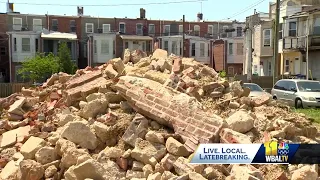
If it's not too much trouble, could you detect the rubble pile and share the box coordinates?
[0,48,319,180]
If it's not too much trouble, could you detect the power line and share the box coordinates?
[0,0,207,7]
[220,0,267,21]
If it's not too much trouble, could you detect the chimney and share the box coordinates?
[140,8,146,19]
[7,0,14,13]
[77,6,84,16]
[197,13,203,22]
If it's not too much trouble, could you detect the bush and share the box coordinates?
[18,53,59,83]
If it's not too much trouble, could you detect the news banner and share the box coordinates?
[189,142,320,164]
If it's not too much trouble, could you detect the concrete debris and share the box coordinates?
[0,49,318,179]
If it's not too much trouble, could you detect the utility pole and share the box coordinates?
[182,15,185,57]
[246,26,252,83]
[306,16,309,80]
[273,0,280,85]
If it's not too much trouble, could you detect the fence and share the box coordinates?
[0,83,32,98]
[227,75,274,92]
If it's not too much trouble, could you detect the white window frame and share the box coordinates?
[33,19,42,32]
[101,40,110,54]
[136,23,143,35]
[222,25,228,38]
[289,21,297,37]
[208,25,213,35]
[119,22,126,33]
[171,41,178,55]
[148,24,155,35]
[228,43,233,55]
[236,43,243,55]
[263,29,271,47]
[285,59,290,73]
[200,43,205,57]
[102,24,110,33]
[86,23,94,33]
[13,17,22,31]
[179,25,183,35]
[21,38,30,52]
[236,27,243,37]
[164,25,170,35]
[194,25,200,36]
[52,19,58,31]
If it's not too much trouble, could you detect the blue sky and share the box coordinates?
[0,0,272,21]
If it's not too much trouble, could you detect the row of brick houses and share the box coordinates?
[0,7,245,82]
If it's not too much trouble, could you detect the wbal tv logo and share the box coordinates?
[264,141,289,163]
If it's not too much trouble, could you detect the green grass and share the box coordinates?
[293,108,320,124]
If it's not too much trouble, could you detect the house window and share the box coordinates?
[208,25,213,35]
[285,59,290,72]
[222,26,228,38]
[194,25,200,36]
[113,40,115,55]
[136,23,143,35]
[14,38,17,52]
[289,22,297,36]
[164,25,170,36]
[171,41,178,55]
[35,38,39,52]
[279,23,283,39]
[94,40,97,54]
[236,43,243,55]
[102,24,110,33]
[313,17,320,35]
[180,41,182,55]
[148,24,155,35]
[86,23,94,33]
[191,43,196,56]
[21,38,30,52]
[236,27,242,37]
[0,47,6,56]
[33,19,42,32]
[101,40,109,54]
[207,43,210,57]
[84,44,87,57]
[125,42,129,49]
[52,19,58,31]
[70,20,76,33]
[200,43,205,57]
[164,40,169,51]
[263,29,271,47]
[228,43,233,55]
[13,18,22,31]
[119,23,126,33]
[179,25,183,35]
[228,67,234,75]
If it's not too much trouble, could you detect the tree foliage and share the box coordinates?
[18,41,78,83]
[57,41,77,74]
[18,53,59,83]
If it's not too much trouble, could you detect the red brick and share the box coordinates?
[66,70,102,89]
[146,94,156,101]
[172,57,182,74]
[204,124,218,132]
[172,119,188,130]
[135,102,152,112]
[154,98,170,107]
[186,125,196,133]
[219,128,252,144]
[192,118,206,127]
[140,98,155,107]
[154,104,163,111]
[163,108,178,117]
[126,90,141,101]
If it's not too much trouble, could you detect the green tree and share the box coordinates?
[18,53,59,83]
[57,41,77,74]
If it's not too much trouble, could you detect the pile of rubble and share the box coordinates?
[0,49,319,180]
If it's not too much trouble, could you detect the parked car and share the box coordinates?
[271,79,320,108]
[242,83,271,98]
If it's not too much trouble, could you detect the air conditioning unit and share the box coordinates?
[21,27,28,31]
[97,28,102,33]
